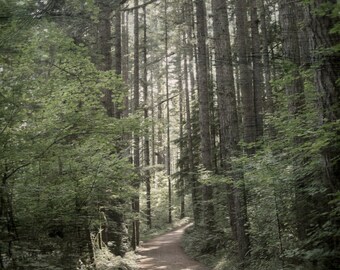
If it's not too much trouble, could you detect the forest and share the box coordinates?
[0,0,339,269]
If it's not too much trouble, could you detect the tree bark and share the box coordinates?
[234,0,252,262]
[142,3,152,229]
[97,0,114,117]
[132,0,140,249]
[307,0,340,193]
[96,0,129,255]
[177,50,185,220]
[183,29,200,225]
[279,0,307,241]
[183,0,201,225]
[195,0,215,229]
[259,0,274,115]
[235,0,256,148]
[164,0,172,224]
[122,11,129,117]
[211,0,239,243]
[250,0,264,138]
[114,4,122,118]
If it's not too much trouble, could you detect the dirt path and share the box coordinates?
[137,224,209,270]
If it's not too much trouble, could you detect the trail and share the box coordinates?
[138,224,209,270]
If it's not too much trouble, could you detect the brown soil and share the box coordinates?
[137,224,209,270]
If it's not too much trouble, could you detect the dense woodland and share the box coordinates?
[0,0,339,269]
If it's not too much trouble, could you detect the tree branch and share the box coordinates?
[147,52,176,67]
[122,0,159,12]
[158,94,179,106]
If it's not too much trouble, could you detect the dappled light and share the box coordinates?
[138,225,207,269]
[0,0,338,269]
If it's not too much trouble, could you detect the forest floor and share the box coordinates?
[137,224,209,270]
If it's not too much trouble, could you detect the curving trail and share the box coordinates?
[138,224,209,270]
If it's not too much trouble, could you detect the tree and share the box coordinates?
[0,16,134,267]
[195,0,215,230]
[94,0,131,256]
[211,0,239,244]
[307,0,340,192]
[279,0,308,241]
[1,1,339,269]
[142,2,152,229]
[250,0,264,138]
[234,0,252,262]
[164,0,172,224]
[97,0,114,116]
[131,0,141,250]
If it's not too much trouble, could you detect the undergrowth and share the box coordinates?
[94,249,138,270]
[81,247,138,270]
[181,225,287,270]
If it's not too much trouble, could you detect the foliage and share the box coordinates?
[1,0,339,269]
[0,16,137,268]
[181,225,230,269]
[93,246,138,270]
[239,61,339,269]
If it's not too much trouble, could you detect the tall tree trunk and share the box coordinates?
[187,0,196,102]
[114,5,122,76]
[183,29,200,225]
[259,0,274,115]
[235,0,256,148]
[306,3,340,268]
[195,0,215,230]
[235,0,252,262]
[211,0,239,243]
[122,11,129,117]
[142,3,152,229]
[164,0,172,224]
[279,0,304,114]
[151,71,156,167]
[0,173,18,268]
[132,0,140,250]
[208,47,218,172]
[177,50,185,220]
[97,0,114,117]
[250,0,264,138]
[279,0,307,241]
[156,64,164,166]
[307,0,340,193]
[114,4,122,118]
[96,1,129,256]
[183,0,201,225]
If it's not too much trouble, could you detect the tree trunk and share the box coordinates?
[177,50,185,220]
[0,173,18,268]
[195,0,215,230]
[234,0,252,262]
[307,0,340,193]
[164,0,172,224]
[211,0,239,243]
[96,0,129,255]
[250,0,264,138]
[132,0,140,249]
[183,0,201,225]
[122,11,129,117]
[306,3,340,268]
[97,0,114,117]
[114,4,122,76]
[235,0,256,148]
[259,0,274,115]
[142,3,152,229]
[114,4,122,118]
[183,29,200,225]
[279,0,307,241]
